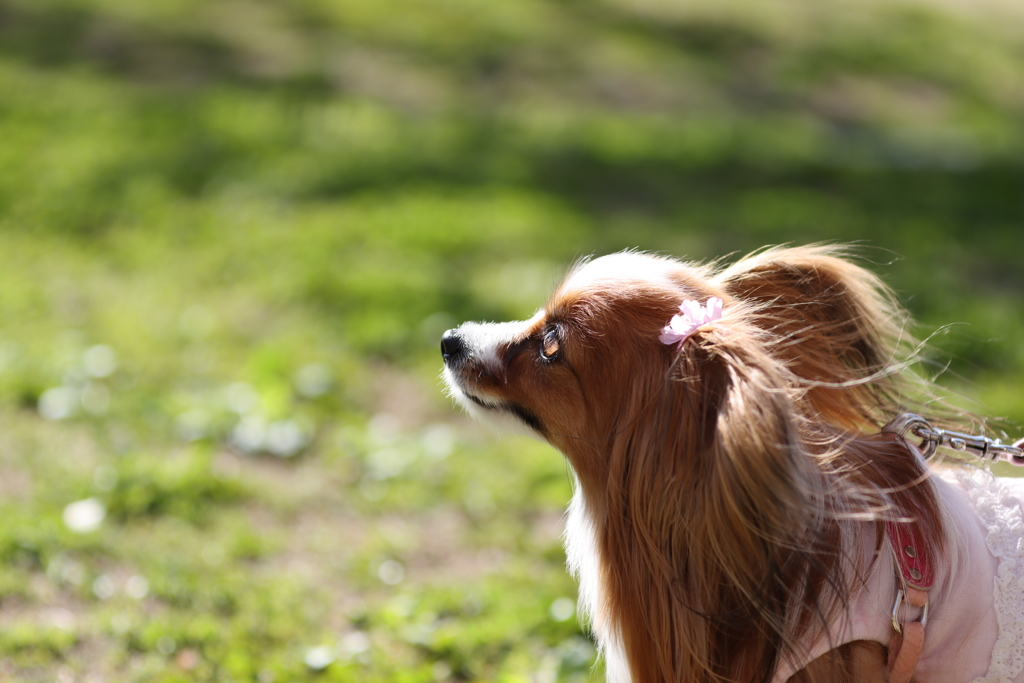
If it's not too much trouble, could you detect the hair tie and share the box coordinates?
[658,297,723,347]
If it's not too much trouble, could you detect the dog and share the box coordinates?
[441,246,1024,683]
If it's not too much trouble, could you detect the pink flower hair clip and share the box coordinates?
[658,297,724,348]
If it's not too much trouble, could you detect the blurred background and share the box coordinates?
[0,0,1022,680]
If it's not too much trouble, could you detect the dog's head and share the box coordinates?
[442,252,715,481]
[442,247,909,494]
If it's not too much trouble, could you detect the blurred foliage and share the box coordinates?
[0,0,1022,680]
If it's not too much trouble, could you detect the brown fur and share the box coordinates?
[445,246,948,682]
[790,641,890,683]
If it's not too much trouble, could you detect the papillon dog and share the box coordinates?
[440,246,1024,683]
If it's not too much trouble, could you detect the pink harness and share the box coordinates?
[885,519,933,683]
[773,416,1024,683]
[882,415,1024,682]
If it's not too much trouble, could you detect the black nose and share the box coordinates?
[441,329,466,364]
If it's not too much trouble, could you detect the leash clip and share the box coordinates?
[883,413,1024,466]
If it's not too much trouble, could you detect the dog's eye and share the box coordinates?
[540,326,561,361]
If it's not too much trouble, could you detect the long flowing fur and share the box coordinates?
[445,245,956,682]
[592,247,947,682]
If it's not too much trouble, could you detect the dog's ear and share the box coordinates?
[713,246,912,431]
[603,319,826,683]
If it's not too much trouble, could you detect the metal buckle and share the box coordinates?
[882,413,1024,466]
[891,589,929,635]
[891,589,903,634]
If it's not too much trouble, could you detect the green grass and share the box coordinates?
[1,0,1023,680]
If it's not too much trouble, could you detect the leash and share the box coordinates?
[880,414,1024,683]
[883,413,1024,465]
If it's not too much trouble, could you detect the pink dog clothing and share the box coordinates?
[774,469,1024,683]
